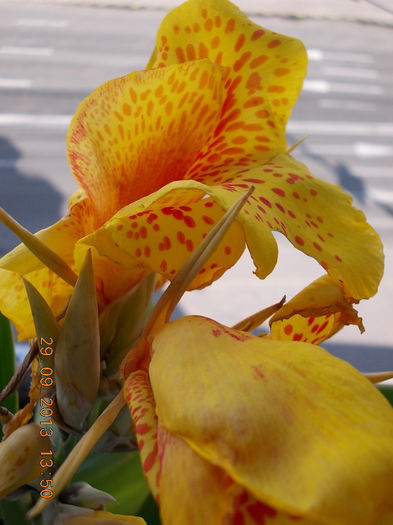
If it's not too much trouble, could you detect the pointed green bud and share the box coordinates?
[100,273,155,377]
[0,423,51,498]
[55,251,100,430]
[60,482,117,509]
[24,279,58,394]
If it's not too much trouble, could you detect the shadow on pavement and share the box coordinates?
[0,135,63,256]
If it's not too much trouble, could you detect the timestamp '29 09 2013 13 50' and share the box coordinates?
[38,336,55,500]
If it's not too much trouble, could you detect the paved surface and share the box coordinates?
[0,1,392,371]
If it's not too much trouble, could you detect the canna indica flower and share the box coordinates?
[0,0,383,341]
[123,308,393,525]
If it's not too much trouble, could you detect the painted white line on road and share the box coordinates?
[319,99,377,111]
[0,78,32,89]
[322,66,378,79]
[288,121,393,136]
[370,189,393,205]
[0,46,54,57]
[0,114,71,126]
[303,79,383,95]
[299,142,393,158]
[354,143,393,158]
[308,49,373,64]
[16,18,68,28]
[349,165,393,178]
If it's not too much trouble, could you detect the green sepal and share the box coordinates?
[23,279,58,376]
[55,250,100,430]
[0,313,18,425]
[100,273,155,377]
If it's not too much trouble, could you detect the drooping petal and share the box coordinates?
[148,0,307,172]
[269,275,363,344]
[75,185,245,291]
[67,59,224,226]
[123,371,160,499]
[195,153,383,299]
[150,316,393,524]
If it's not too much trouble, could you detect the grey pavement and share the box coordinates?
[2,0,393,26]
[0,0,392,372]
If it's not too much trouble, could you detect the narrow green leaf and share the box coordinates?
[55,250,100,430]
[0,313,18,421]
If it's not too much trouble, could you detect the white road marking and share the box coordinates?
[0,78,32,89]
[0,114,71,126]
[298,142,393,158]
[322,66,378,79]
[303,79,383,95]
[308,48,374,64]
[16,18,68,28]
[288,121,393,136]
[348,165,393,178]
[0,46,54,57]
[319,99,377,111]
[370,189,393,205]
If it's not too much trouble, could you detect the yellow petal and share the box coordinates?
[75,185,245,291]
[148,0,307,167]
[67,59,224,226]
[123,371,160,499]
[196,153,383,299]
[270,275,363,344]
[150,316,393,524]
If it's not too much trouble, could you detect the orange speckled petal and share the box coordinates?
[150,316,393,524]
[67,59,224,226]
[195,153,383,300]
[124,371,160,499]
[269,275,364,344]
[148,0,307,171]
[74,184,245,291]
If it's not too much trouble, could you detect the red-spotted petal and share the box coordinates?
[67,59,224,226]
[269,275,364,344]
[148,0,307,172]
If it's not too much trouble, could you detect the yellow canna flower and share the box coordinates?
[0,0,383,342]
[123,307,393,525]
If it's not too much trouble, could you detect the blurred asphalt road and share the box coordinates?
[0,0,392,371]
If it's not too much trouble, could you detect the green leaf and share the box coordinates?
[0,495,41,525]
[72,451,151,516]
[0,313,18,425]
[377,384,393,406]
[137,493,161,525]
